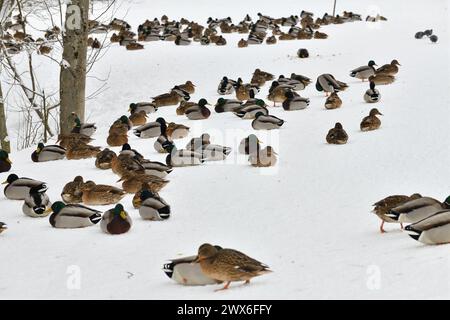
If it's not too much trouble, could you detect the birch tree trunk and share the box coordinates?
[59,0,89,134]
[0,0,11,152]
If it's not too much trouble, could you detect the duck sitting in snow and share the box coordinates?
[364,81,380,103]
[118,172,169,194]
[152,89,189,107]
[0,222,7,234]
[248,146,277,167]
[326,122,348,145]
[134,117,167,138]
[22,184,52,217]
[49,201,102,229]
[166,122,190,139]
[95,148,117,170]
[368,74,395,85]
[252,112,284,130]
[164,142,204,167]
[184,99,212,120]
[129,102,157,114]
[101,204,132,235]
[282,91,309,110]
[3,174,46,200]
[215,98,242,113]
[139,189,171,221]
[66,141,101,160]
[128,109,147,127]
[61,176,84,203]
[324,92,342,109]
[0,149,12,173]
[80,181,127,206]
[360,108,383,131]
[70,113,97,137]
[31,143,66,162]
[239,134,260,155]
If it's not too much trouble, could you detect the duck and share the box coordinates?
[248,146,277,167]
[297,48,309,58]
[194,243,272,291]
[316,74,348,96]
[214,36,227,46]
[239,134,260,155]
[314,31,328,39]
[3,174,46,200]
[61,176,84,203]
[112,153,145,177]
[185,133,211,150]
[376,59,401,76]
[95,148,117,170]
[0,149,12,173]
[132,183,155,209]
[282,91,309,111]
[139,189,171,220]
[267,85,291,106]
[217,77,235,95]
[326,122,348,144]
[235,100,268,119]
[237,38,248,48]
[386,196,450,224]
[31,143,66,162]
[191,144,232,161]
[176,101,196,115]
[290,73,312,87]
[0,222,7,234]
[350,60,377,81]
[118,173,169,194]
[368,74,395,85]
[163,254,222,286]
[252,112,284,130]
[22,184,52,217]
[405,210,450,245]
[107,133,128,147]
[277,75,306,91]
[109,115,133,136]
[80,181,126,206]
[154,135,173,153]
[100,204,132,235]
[129,110,147,126]
[175,35,191,45]
[152,90,187,107]
[166,122,190,139]
[185,99,212,120]
[372,193,422,233]
[57,133,93,149]
[324,92,342,109]
[70,114,97,137]
[66,142,101,160]
[49,201,102,228]
[215,98,242,113]
[126,42,144,50]
[138,159,173,178]
[364,81,380,103]
[254,69,274,81]
[177,81,195,94]
[360,108,383,131]
[129,102,157,114]
[164,142,204,167]
[134,117,167,138]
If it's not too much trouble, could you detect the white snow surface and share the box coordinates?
[0,0,449,299]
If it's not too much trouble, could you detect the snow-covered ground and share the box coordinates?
[1,0,449,299]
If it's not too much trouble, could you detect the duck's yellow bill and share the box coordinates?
[6,158,12,164]
[44,207,53,214]
[120,211,127,219]
[2,181,7,184]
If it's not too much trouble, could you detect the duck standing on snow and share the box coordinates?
[185,99,212,120]
[0,149,12,173]
[71,113,97,137]
[405,209,450,245]
[372,193,422,232]
[364,81,380,103]
[282,91,309,110]
[325,92,342,109]
[316,74,348,96]
[360,108,383,131]
[134,117,167,138]
[61,176,84,203]
[248,146,277,167]
[139,189,171,221]
[252,112,284,130]
[49,201,102,228]
[326,122,348,145]
[31,143,66,162]
[80,181,127,206]
[3,174,46,200]
[376,59,401,76]
[350,60,377,81]
[101,204,132,235]
[194,243,272,291]
[386,195,450,224]
[22,184,52,217]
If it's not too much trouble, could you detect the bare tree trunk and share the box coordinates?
[59,0,89,134]
[0,81,10,153]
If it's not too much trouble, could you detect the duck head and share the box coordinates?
[129,103,137,112]
[51,201,66,214]
[36,142,45,154]
[73,176,84,183]
[113,203,128,220]
[194,243,219,262]
[255,99,266,107]
[198,98,210,107]
[216,98,226,106]
[368,60,377,67]
[391,59,401,66]
[334,122,344,130]
[122,143,132,151]
[444,196,450,208]
[369,108,383,116]
[3,173,19,184]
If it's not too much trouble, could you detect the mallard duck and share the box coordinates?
[176,101,196,115]
[166,122,190,139]
[266,85,290,106]
[185,99,212,120]
[0,222,7,234]
[134,118,167,138]
[405,209,450,245]
[239,134,260,155]
[164,143,204,167]
[368,74,395,85]
[3,174,46,200]
[360,108,383,131]
[154,135,173,153]
[0,149,12,173]
[112,153,145,177]
[61,176,84,203]
[250,73,266,87]
[152,91,187,107]
[386,196,450,224]
[248,146,277,167]
[138,189,171,220]
[372,194,422,232]
[235,84,251,101]
[109,115,132,136]
[364,81,380,103]
[235,100,268,119]
[66,142,101,160]
[429,35,438,43]
[100,204,132,235]
[326,122,348,144]
[138,159,173,178]
[22,184,52,217]
[350,60,377,81]
[314,31,328,39]
[126,42,144,50]
[80,181,126,205]
[324,92,342,109]
[254,69,274,81]
[175,35,191,46]
[131,182,159,209]
[95,148,117,170]
[177,81,195,94]
[316,74,348,96]
[129,110,147,126]
[49,201,102,228]
[192,144,232,161]
[290,73,312,87]
[129,102,157,114]
[282,91,309,110]
[57,133,93,149]
[70,114,97,137]
[238,38,248,48]
[31,143,66,162]
[214,36,227,46]
[118,173,169,193]
[297,48,309,58]
[194,243,272,291]
[217,77,235,95]
[163,255,222,285]
[252,112,284,130]
[376,59,401,76]
[277,75,306,91]
[107,133,128,147]
[215,98,242,113]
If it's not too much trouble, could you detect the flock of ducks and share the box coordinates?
[1,9,448,291]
